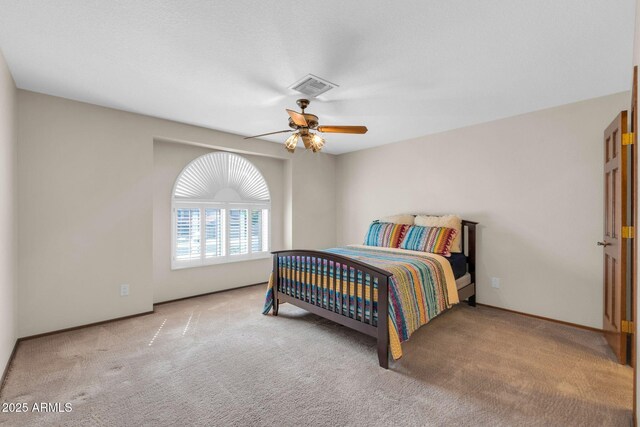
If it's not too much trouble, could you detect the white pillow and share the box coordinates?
[379,214,415,225]
[414,215,462,253]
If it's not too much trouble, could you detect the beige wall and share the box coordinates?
[152,141,285,303]
[17,90,336,337]
[336,92,629,329]
[0,50,17,375]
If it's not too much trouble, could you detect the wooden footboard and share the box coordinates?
[271,250,393,368]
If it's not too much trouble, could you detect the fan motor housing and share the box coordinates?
[289,114,318,130]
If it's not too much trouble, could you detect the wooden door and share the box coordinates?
[631,66,637,421]
[602,111,629,364]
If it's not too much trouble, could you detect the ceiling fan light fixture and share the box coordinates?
[301,133,313,150]
[246,98,367,154]
[310,133,325,153]
[285,133,299,153]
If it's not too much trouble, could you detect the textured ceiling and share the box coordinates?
[0,0,635,154]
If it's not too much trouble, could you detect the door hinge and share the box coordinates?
[623,132,635,145]
[622,226,635,239]
[622,320,634,334]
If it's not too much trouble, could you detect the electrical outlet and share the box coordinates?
[491,277,501,289]
[120,284,130,297]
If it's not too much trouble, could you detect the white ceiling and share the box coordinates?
[0,0,635,154]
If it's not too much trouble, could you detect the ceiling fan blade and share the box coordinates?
[243,130,292,140]
[286,109,308,127]
[316,125,368,134]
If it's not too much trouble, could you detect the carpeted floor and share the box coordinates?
[0,284,633,426]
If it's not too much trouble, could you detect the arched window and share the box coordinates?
[172,152,270,269]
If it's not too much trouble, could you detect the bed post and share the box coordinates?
[272,254,279,316]
[377,274,389,369]
[464,221,478,307]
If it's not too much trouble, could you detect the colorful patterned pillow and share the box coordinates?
[399,225,458,256]
[363,222,409,248]
[414,215,462,253]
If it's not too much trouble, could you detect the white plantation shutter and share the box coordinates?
[175,208,201,261]
[261,209,269,252]
[174,152,270,202]
[172,152,270,269]
[229,209,249,255]
[251,209,269,253]
[205,208,223,258]
[251,210,262,253]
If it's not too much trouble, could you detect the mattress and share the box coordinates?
[447,252,467,279]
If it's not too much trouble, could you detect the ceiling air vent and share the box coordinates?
[289,74,338,98]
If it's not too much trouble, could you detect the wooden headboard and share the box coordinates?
[410,215,478,286]
[461,220,478,288]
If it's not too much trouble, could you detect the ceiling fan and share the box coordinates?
[244,99,368,153]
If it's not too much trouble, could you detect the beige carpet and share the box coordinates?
[0,284,633,426]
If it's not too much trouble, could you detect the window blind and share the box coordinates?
[175,208,201,261]
[251,210,262,253]
[251,209,269,252]
[229,209,249,255]
[205,208,223,258]
[172,152,271,269]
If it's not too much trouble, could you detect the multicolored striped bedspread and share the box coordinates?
[262,245,458,360]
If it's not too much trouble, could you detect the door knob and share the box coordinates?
[597,241,611,247]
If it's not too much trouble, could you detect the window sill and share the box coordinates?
[171,253,271,271]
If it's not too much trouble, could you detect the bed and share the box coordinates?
[262,219,477,368]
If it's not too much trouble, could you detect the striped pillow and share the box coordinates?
[399,225,458,256]
[363,222,409,248]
